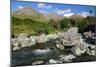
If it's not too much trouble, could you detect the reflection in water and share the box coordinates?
[11,26,96,66]
[12,43,95,66]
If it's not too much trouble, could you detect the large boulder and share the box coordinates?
[12,33,36,50]
[91,50,96,56]
[56,44,64,50]
[17,33,30,47]
[58,54,76,62]
[86,45,96,56]
[30,37,36,46]
[18,33,29,41]
[35,34,48,43]
[86,48,96,56]
[65,27,78,36]
[11,38,19,47]
[11,38,20,51]
[20,38,35,48]
[47,33,59,40]
[60,27,82,46]
[71,43,87,56]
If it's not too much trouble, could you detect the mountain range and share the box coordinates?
[12,7,85,23]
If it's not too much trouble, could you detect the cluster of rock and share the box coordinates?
[83,31,96,44]
[11,27,96,65]
[55,27,95,56]
[32,54,76,65]
[83,31,95,39]
[11,33,59,51]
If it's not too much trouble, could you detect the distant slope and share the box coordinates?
[12,7,64,23]
[12,7,50,22]
[48,13,64,22]
[68,14,84,21]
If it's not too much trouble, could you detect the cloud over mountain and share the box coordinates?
[17,6,24,10]
[38,3,52,9]
[64,13,74,17]
[79,12,90,17]
[55,8,72,15]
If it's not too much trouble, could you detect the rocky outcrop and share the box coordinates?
[48,54,76,64]
[60,27,81,46]
[83,31,95,38]
[12,27,96,66]
[11,27,96,58]
[83,31,96,44]
[71,43,87,56]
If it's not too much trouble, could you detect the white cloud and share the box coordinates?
[79,12,90,17]
[55,8,72,15]
[17,6,24,9]
[39,10,48,14]
[38,3,45,8]
[47,5,52,9]
[38,3,52,9]
[64,13,74,17]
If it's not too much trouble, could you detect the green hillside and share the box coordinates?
[12,7,96,37]
[12,17,59,36]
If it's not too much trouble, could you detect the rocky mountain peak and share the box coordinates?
[15,7,37,16]
[68,14,84,20]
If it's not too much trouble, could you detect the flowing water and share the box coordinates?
[11,26,96,66]
[11,43,95,67]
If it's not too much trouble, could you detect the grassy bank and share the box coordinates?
[12,16,96,37]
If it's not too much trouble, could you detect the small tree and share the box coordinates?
[60,17,71,29]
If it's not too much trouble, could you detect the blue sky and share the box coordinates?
[11,0,96,17]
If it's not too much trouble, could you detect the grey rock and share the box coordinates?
[47,33,59,40]
[59,54,76,62]
[18,33,28,38]
[91,50,96,56]
[83,31,95,38]
[11,38,19,47]
[86,48,96,56]
[32,61,44,65]
[18,33,28,42]
[20,38,35,48]
[13,46,20,51]
[60,27,82,46]
[12,36,36,51]
[49,59,58,64]
[56,44,64,50]
[88,45,96,50]
[65,27,78,37]
[35,34,48,43]
[30,37,36,46]
[71,43,87,56]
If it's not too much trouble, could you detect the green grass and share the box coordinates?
[12,17,59,36]
[12,16,96,37]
